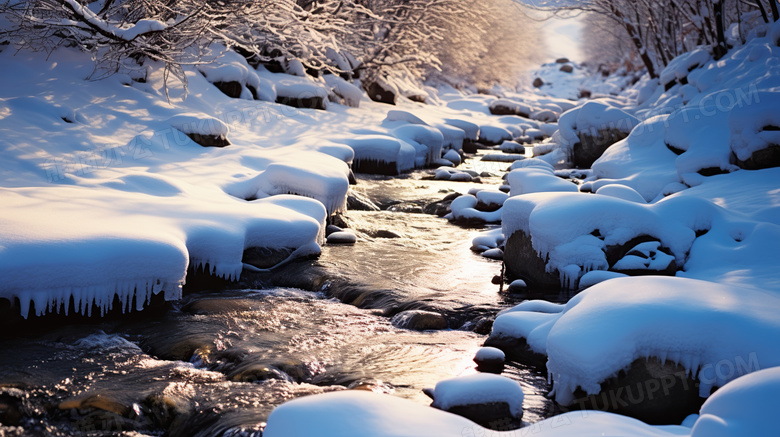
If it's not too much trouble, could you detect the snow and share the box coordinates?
[338,135,416,173]
[442,149,461,166]
[167,113,230,137]
[265,389,691,437]
[595,184,647,203]
[324,74,363,108]
[690,367,780,437]
[448,194,502,223]
[506,168,578,196]
[475,347,505,362]
[478,125,513,144]
[431,373,524,416]
[659,48,711,88]
[578,270,628,289]
[729,91,780,162]
[544,277,780,405]
[555,101,639,149]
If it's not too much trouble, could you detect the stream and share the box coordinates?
[0,156,563,436]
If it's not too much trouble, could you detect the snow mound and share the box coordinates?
[543,276,780,405]
[264,389,689,437]
[506,167,578,196]
[691,367,780,437]
[431,373,524,416]
[729,91,780,164]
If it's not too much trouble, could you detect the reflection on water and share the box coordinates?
[0,167,557,436]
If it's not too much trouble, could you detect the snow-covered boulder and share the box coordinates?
[447,194,502,225]
[365,78,397,105]
[199,49,272,101]
[489,276,780,424]
[324,74,363,108]
[167,114,230,147]
[478,125,513,146]
[430,373,524,430]
[690,367,780,437]
[339,135,416,175]
[555,101,640,168]
[506,167,579,196]
[501,192,706,289]
[489,99,534,118]
[729,91,780,170]
[264,390,693,437]
[473,346,505,373]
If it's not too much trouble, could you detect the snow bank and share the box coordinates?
[264,390,690,437]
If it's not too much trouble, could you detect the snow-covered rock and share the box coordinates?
[430,373,524,430]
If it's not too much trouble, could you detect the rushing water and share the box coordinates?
[0,158,559,436]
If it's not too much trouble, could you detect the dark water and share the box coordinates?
[0,161,557,436]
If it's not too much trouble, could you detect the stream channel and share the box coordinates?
[0,154,572,436]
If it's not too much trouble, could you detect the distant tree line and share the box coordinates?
[529,0,778,78]
[0,0,542,94]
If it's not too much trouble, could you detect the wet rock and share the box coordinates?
[559,64,574,73]
[369,229,402,239]
[472,317,494,335]
[483,335,549,371]
[422,193,460,217]
[561,357,703,425]
[229,364,294,383]
[390,310,447,331]
[60,392,131,416]
[325,224,343,236]
[579,89,592,99]
[181,297,256,315]
[506,279,527,293]
[0,390,24,426]
[503,230,560,289]
[329,213,351,229]
[242,246,293,269]
[555,57,570,64]
[347,192,381,211]
[573,127,631,169]
[474,347,505,374]
[327,231,357,245]
[532,78,544,88]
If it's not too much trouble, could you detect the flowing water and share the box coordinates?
[0,158,560,436]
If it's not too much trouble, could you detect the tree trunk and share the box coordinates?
[611,6,657,78]
[713,0,727,60]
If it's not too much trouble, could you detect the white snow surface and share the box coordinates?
[431,373,524,416]
[475,347,505,362]
[511,276,780,406]
[264,391,691,437]
[0,46,527,318]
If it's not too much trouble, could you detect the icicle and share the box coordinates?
[18,292,31,319]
